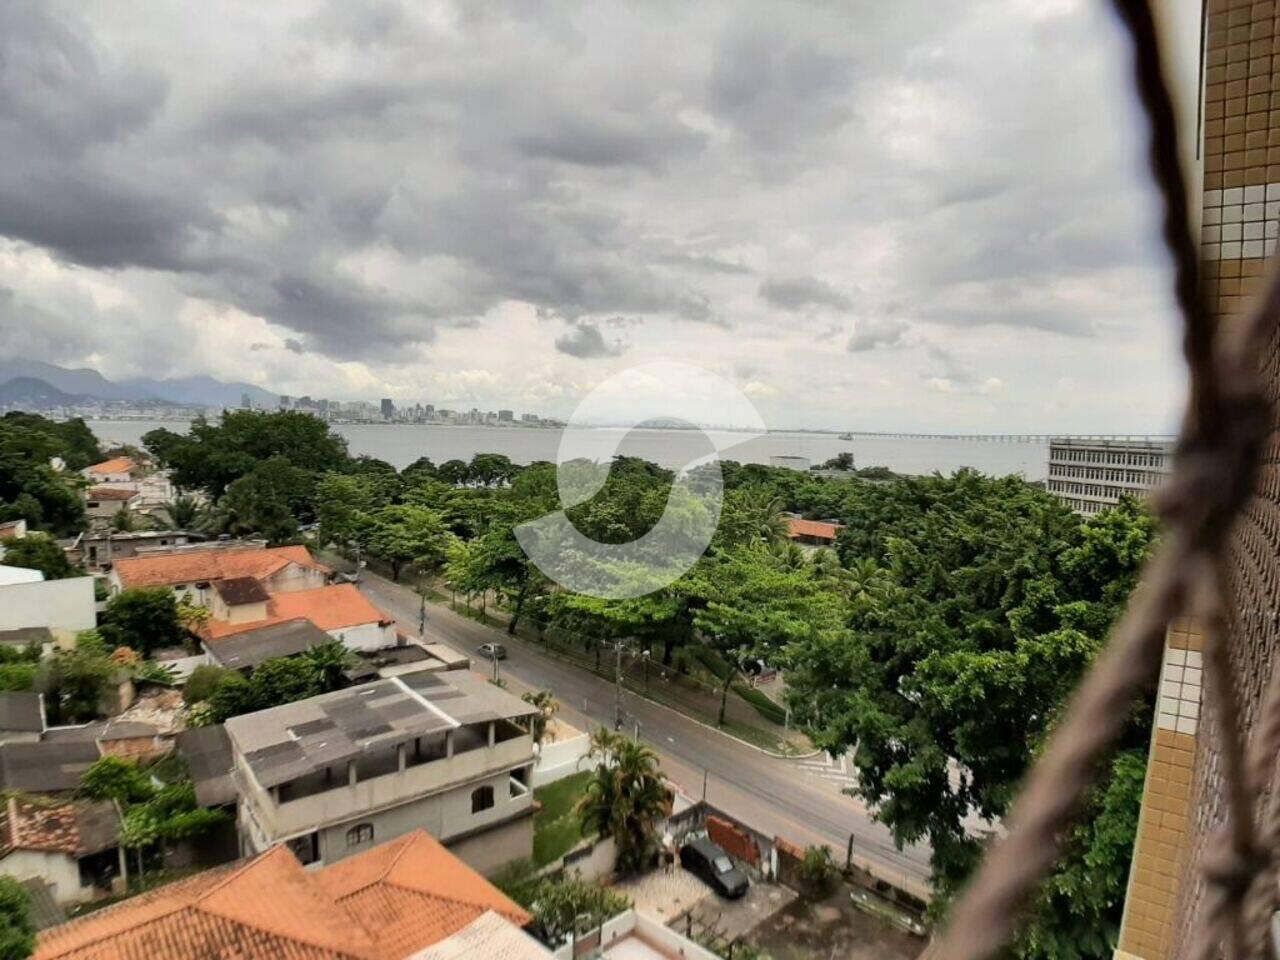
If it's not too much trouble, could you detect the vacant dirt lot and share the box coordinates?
[745,886,924,960]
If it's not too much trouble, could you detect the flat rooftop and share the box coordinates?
[226,671,537,789]
[400,668,540,726]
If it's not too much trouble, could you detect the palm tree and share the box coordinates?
[769,540,808,572]
[111,508,136,533]
[158,494,209,532]
[575,731,672,875]
[845,557,887,605]
[303,641,353,692]
[521,689,560,748]
[742,489,789,545]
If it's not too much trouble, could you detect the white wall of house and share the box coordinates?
[531,732,592,788]
[241,765,535,870]
[0,850,86,905]
[0,576,96,634]
[330,621,396,652]
[0,566,43,586]
[263,563,327,594]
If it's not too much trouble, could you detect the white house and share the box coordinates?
[0,798,123,906]
[0,571,96,640]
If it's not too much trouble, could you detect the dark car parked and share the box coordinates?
[477,642,507,661]
[679,838,749,899]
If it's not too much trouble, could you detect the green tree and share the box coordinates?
[363,504,452,582]
[157,494,210,531]
[575,730,672,875]
[714,488,789,548]
[0,533,78,580]
[100,589,187,657]
[80,755,156,804]
[183,664,235,704]
[782,476,1159,954]
[468,453,518,487]
[36,632,112,724]
[143,410,349,499]
[314,472,381,548]
[110,507,137,532]
[215,457,307,543]
[437,459,470,486]
[0,876,35,960]
[302,641,353,692]
[495,865,630,947]
[685,548,837,726]
[0,414,88,535]
[1012,750,1147,959]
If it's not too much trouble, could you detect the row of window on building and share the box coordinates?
[1050,447,1170,468]
[1048,466,1165,486]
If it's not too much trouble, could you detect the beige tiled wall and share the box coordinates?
[1114,621,1203,960]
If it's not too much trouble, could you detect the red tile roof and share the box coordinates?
[202,584,389,640]
[86,487,137,502]
[314,831,531,959]
[86,458,135,476]
[786,517,843,541]
[0,798,118,859]
[33,830,531,960]
[0,798,79,857]
[113,546,327,589]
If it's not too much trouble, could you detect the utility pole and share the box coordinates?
[613,641,624,731]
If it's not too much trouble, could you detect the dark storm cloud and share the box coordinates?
[555,321,624,358]
[657,252,755,276]
[0,0,1174,382]
[760,276,852,312]
[516,115,706,172]
[0,4,209,271]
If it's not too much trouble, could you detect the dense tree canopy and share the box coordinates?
[99,588,189,657]
[778,475,1158,955]
[0,412,97,535]
[0,876,34,960]
[34,406,1159,957]
[0,533,79,579]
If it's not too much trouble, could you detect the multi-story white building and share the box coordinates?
[226,670,537,874]
[1045,438,1174,516]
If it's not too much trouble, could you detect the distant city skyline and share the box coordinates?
[0,2,1198,434]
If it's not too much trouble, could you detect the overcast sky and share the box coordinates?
[0,0,1192,432]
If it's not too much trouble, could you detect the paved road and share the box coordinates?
[357,572,933,898]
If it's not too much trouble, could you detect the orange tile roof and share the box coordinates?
[34,831,531,960]
[86,458,135,475]
[202,584,389,640]
[113,545,327,589]
[786,517,843,541]
[315,831,532,959]
[87,487,138,502]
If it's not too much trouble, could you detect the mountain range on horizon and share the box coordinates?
[0,358,279,409]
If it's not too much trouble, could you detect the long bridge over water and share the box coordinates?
[828,432,1178,444]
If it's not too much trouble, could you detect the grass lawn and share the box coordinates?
[533,770,593,867]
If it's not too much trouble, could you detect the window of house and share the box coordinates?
[471,785,495,814]
[346,823,374,847]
